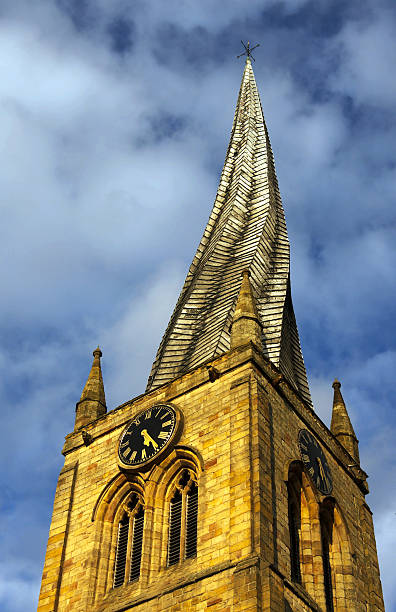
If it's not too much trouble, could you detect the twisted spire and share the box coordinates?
[147,59,311,405]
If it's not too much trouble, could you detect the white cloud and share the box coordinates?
[330,10,396,108]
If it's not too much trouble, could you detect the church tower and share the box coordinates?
[38,58,385,611]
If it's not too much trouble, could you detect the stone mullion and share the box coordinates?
[124,512,134,586]
[310,500,326,609]
[179,488,188,562]
[300,492,314,596]
[140,483,156,586]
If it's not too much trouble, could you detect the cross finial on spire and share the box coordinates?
[237,40,260,62]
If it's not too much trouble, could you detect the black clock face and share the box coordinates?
[118,404,178,468]
[298,429,333,495]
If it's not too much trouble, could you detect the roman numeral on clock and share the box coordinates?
[158,431,168,440]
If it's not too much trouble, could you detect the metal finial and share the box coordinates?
[237,40,260,62]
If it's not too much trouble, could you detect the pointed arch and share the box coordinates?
[319,497,354,611]
[90,472,146,602]
[91,472,145,523]
[144,446,202,572]
[286,461,322,602]
[148,445,204,492]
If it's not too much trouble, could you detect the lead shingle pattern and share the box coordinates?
[147,59,311,406]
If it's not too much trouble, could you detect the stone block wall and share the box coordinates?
[38,343,384,611]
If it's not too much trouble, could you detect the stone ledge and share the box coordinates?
[96,555,261,612]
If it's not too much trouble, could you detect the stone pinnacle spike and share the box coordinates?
[75,346,107,430]
[331,379,360,464]
[230,269,262,349]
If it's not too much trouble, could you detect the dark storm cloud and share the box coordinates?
[58,0,97,31]
[107,17,135,56]
[0,1,395,609]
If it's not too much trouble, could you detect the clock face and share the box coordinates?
[118,404,179,469]
[298,429,333,495]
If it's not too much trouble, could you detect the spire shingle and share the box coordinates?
[147,59,311,405]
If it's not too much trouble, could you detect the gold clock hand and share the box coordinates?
[316,457,327,487]
[141,429,159,450]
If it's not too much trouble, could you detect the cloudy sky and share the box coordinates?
[0,1,395,609]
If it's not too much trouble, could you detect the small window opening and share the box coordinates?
[167,470,198,566]
[130,504,144,581]
[113,513,129,588]
[168,489,182,565]
[113,493,144,588]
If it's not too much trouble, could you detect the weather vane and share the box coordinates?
[237,40,260,62]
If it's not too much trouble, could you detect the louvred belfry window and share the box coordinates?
[167,470,198,566]
[113,514,129,588]
[168,490,182,566]
[113,493,144,588]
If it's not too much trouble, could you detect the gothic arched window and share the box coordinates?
[113,493,144,588]
[287,481,302,584]
[287,463,305,585]
[167,470,198,566]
